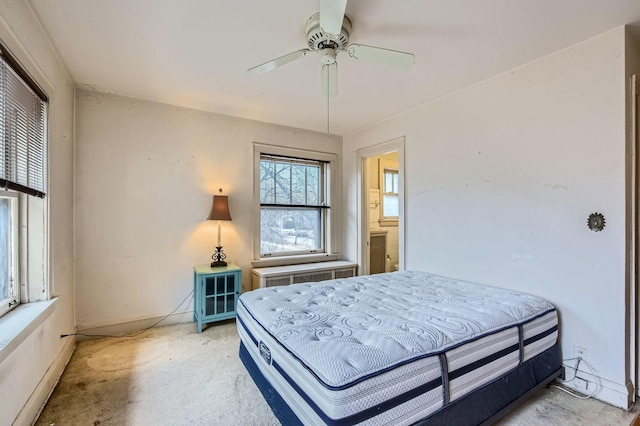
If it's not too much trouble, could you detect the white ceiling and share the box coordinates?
[28,0,640,136]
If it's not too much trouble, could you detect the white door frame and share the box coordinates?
[356,137,406,275]
[631,74,639,398]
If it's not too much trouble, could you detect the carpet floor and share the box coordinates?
[35,320,637,425]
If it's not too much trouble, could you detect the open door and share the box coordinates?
[356,138,405,275]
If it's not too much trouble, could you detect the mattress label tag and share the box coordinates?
[259,341,272,365]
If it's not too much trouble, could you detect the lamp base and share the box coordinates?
[211,246,228,268]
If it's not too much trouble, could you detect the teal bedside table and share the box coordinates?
[193,264,242,333]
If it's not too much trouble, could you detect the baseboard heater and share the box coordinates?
[251,260,358,290]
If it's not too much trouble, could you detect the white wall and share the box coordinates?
[0,0,75,424]
[344,26,632,408]
[74,91,342,332]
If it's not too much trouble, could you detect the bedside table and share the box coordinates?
[193,264,242,333]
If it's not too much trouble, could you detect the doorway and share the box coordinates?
[357,138,405,275]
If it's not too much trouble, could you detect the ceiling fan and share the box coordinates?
[246,0,415,97]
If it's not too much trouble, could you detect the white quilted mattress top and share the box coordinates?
[238,270,555,389]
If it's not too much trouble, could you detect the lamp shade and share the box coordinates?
[207,195,232,221]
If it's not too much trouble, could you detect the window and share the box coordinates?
[378,155,399,227]
[0,44,48,317]
[382,168,399,218]
[259,154,326,256]
[254,144,336,261]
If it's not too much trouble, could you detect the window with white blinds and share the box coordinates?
[0,44,48,318]
[0,47,47,198]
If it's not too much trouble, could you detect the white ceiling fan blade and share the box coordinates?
[320,0,347,36]
[346,44,415,69]
[321,62,338,97]
[247,49,311,77]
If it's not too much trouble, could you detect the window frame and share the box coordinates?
[253,143,337,266]
[378,158,399,227]
[0,190,18,317]
[259,155,327,256]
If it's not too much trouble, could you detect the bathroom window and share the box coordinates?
[382,168,399,218]
[379,158,399,226]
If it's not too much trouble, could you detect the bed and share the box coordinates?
[237,270,562,425]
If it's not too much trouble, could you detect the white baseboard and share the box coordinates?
[14,335,75,426]
[560,366,634,410]
[76,311,195,340]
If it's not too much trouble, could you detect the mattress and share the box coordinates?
[237,270,559,426]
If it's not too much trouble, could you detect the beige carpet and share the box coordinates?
[36,320,637,426]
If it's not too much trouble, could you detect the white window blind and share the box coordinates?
[0,47,47,198]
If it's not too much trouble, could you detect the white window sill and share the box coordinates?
[252,253,339,268]
[379,219,399,227]
[0,298,57,364]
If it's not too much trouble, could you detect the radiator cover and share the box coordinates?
[251,261,358,289]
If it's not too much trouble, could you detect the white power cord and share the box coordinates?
[549,384,595,400]
[550,356,598,400]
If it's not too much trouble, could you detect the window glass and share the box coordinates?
[383,194,399,217]
[260,208,321,254]
[382,169,399,218]
[274,162,291,204]
[0,198,9,303]
[0,194,17,316]
[259,161,274,204]
[385,172,394,193]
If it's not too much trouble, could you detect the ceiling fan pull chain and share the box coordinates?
[327,89,330,134]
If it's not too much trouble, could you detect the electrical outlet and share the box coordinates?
[575,377,588,390]
[575,345,587,361]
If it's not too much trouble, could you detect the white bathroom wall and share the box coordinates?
[343,26,633,408]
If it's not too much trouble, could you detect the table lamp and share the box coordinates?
[207,189,232,267]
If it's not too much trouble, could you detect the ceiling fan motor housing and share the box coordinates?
[246,6,414,99]
[306,12,351,51]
